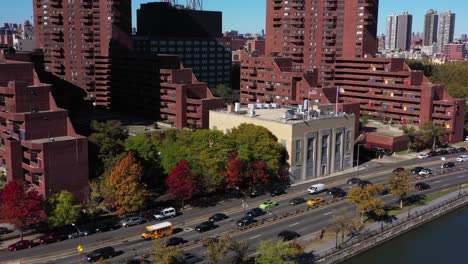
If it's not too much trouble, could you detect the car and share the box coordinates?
[418,168,432,176]
[441,162,455,168]
[327,187,344,196]
[358,180,372,188]
[68,226,93,239]
[411,166,424,174]
[8,240,34,251]
[289,197,306,205]
[179,252,204,264]
[436,149,449,155]
[392,167,405,174]
[195,221,216,233]
[415,182,431,191]
[306,197,325,207]
[332,189,347,199]
[427,151,438,157]
[154,207,177,220]
[308,183,326,194]
[39,233,66,245]
[237,217,256,227]
[347,178,361,185]
[121,216,146,227]
[0,227,11,235]
[165,237,186,247]
[259,200,279,210]
[269,186,286,196]
[417,153,429,159]
[85,246,116,262]
[246,208,264,218]
[95,222,121,233]
[456,147,467,153]
[208,213,229,222]
[456,155,468,162]
[249,187,265,198]
[277,230,300,241]
[448,147,458,154]
[465,136,468,142]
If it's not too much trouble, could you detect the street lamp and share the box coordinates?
[356,144,365,171]
[72,223,83,262]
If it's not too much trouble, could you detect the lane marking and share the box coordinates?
[298,227,308,232]
[323,212,333,216]
[249,235,261,240]
[442,183,450,187]
[458,175,464,178]
[289,222,300,227]
[434,180,442,183]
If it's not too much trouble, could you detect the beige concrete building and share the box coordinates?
[209,104,355,183]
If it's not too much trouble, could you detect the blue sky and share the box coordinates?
[1,1,466,36]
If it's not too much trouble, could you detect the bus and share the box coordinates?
[141,221,173,240]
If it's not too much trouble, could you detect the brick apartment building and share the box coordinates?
[442,44,467,61]
[134,2,231,89]
[0,55,88,201]
[265,0,379,85]
[33,0,133,107]
[333,57,466,142]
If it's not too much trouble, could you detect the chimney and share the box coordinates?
[227,103,234,113]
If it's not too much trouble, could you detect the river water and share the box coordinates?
[344,206,468,264]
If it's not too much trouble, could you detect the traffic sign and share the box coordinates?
[77,245,84,253]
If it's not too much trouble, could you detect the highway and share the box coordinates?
[2,153,468,264]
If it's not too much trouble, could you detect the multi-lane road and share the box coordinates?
[2,152,468,264]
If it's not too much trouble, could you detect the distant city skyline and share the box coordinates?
[0,0,467,37]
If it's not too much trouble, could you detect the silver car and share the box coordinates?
[121,216,146,227]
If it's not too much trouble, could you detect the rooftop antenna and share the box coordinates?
[187,0,202,10]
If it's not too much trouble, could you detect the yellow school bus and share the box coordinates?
[141,221,173,240]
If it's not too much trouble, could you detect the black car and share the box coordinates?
[237,217,256,227]
[327,187,344,195]
[347,178,361,185]
[447,148,458,154]
[246,208,264,218]
[249,187,265,198]
[411,167,424,174]
[269,186,286,196]
[85,246,116,262]
[166,237,186,247]
[195,221,216,233]
[289,197,306,205]
[332,189,347,199]
[457,147,467,153]
[179,252,204,264]
[415,182,431,191]
[95,222,121,233]
[0,227,11,235]
[436,149,449,155]
[392,167,405,174]
[208,213,229,222]
[277,230,300,241]
[427,151,438,157]
[358,180,372,188]
[442,162,455,168]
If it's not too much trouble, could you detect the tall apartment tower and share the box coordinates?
[33,0,133,107]
[437,11,456,53]
[385,14,398,50]
[423,9,438,46]
[396,12,412,51]
[265,0,379,86]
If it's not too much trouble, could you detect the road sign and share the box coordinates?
[77,245,84,253]
[241,200,249,209]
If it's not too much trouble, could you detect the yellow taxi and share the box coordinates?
[306,197,325,207]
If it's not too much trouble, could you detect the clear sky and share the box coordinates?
[1,1,466,37]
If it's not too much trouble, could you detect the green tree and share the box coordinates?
[151,239,183,264]
[211,83,234,103]
[347,184,385,223]
[420,122,446,150]
[47,191,82,228]
[256,240,302,264]
[204,235,248,264]
[400,125,417,151]
[360,113,369,129]
[86,179,103,217]
[388,172,411,208]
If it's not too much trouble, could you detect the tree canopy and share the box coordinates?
[256,240,302,264]
[151,239,183,264]
[388,172,411,208]
[166,160,197,205]
[347,184,386,223]
[47,191,82,228]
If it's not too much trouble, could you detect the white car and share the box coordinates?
[417,153,429,159]
[456,155,468,162]
[418,168,432,176]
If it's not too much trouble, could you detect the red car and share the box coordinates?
[39,233,66,245]
[8,240,34,251]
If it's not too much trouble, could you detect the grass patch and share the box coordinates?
[395,149,416,155]
[453,141,468,147]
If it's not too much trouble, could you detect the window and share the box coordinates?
[295,140,302,165]
[345,130,351,152]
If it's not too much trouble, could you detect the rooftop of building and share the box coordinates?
[363,120,406,137]
[28,135,78,144]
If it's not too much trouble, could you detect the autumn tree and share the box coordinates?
[151,239,183,264]
[330,209,356,248]
[256,240,302,264]
[166,160,197,207]
[47,191,82,228]
[222,152,244,190]
[1,180,46,239]
[204,235,248,264]
[347,184,386,223]
[388,172,411,208]
[102,152,147,217]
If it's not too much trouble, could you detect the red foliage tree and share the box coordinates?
[166,160,197,206]
[1,180,46,238]
[221,152,244,190]
[245,160,270,186]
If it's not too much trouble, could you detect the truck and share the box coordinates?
[141,221,173,240]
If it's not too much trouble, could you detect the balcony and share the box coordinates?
[24,151,38,161]
[22,161,44,174]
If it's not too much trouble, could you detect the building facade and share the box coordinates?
[423,9,438,46]
[385,14,398,50]
[437,11,456,53]
[333,57,465,142]
[396,12,413,51]
[0,56,88,201]
[443,43,467,61]
[210,105,355,183]
[33,0,133,107]
[265,0,379,85]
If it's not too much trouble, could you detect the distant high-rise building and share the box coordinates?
[437,11,456,52]
[461,34,467,42]
[386,14,398,50]
[378,34,386,51]
[396,12,412,51]
[423,9,439,46]
[34,0,133,107]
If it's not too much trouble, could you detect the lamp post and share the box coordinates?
[72,223,83,262]
[356,144,365,171]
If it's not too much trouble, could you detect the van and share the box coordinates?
[308,183,326,194]
[153,207,176,220]
[85,246,115,262]
[141,221,173,240]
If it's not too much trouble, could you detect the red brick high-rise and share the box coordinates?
[33,0,132,107]
[265,0,379,86]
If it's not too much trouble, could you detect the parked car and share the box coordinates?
[121,216,146,227]
[427,151,438,157]
[392,167,405,174]
[85,246,116,262]
[456,155,468,162]
[442,162,455,168]
[415,182,431,191]
[411,166,424,174]
[0,227,11,235]
[278,230,300,241]
[154,207,177,220]
[308,183,326,194]
[179,252,204,264]
[269,186,286,196]
[95,222,121,233]
[246,208,264,218]
[68,226,93,239]
[195,221,216,233]
[327,187,344,196]
[259,200,279,210]
[417,153,429,159]
[249,187,265,198]
[39,233,66,245]
[436,149,449,155]
[8,240,34,251]
[456,147,467,153]
[237,217,256,227]
[166,237,186,247]
[347,178,361,185]
[307,197,325,207]
[448,148,458,154]
[208,213,229,223]
[289,197,306,205]
[332,189,347,199]
[418,168,432,176]
[358,180,372,188]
